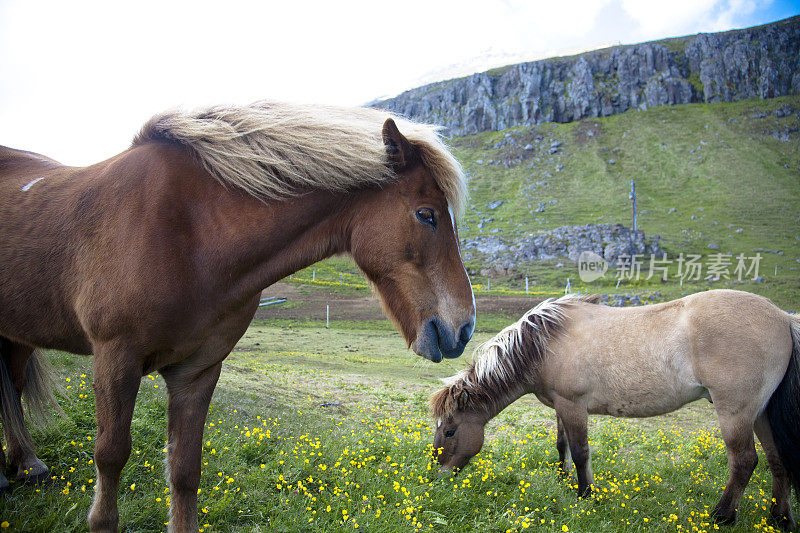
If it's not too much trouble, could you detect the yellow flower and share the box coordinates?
[562,526,569,532]
[1,522,8,528]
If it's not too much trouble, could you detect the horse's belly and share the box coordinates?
[0,288,92,354]
[587,379,708,418]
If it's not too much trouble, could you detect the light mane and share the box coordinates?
[132,101,467,213]
[430,294,599,419]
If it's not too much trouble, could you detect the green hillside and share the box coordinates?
[292,96,799,309]
[451,95,800,306]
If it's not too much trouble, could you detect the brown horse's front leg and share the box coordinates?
[161,360,223,533]
[554,398,592,498]
[87,345,141,533]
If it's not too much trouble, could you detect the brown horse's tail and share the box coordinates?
[0,347,63,449]
[766,314,800,495]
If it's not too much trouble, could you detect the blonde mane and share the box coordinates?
[133,101,467,212]
[430,294,599,418]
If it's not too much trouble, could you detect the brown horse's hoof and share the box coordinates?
[769,506,796,532]
[710,506,737,526]
[15,459,49,486]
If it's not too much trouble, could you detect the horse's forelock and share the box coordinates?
[429,385,456,419]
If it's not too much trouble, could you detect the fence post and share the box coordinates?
[326,305,329,329]
[312,270,316,282]
[525,277,529,295]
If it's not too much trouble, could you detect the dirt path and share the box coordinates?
[255,282,543,321]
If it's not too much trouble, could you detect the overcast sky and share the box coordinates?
[0,0,796,165]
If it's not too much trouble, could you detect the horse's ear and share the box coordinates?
[456,389,470,410]
[382,118,416,171]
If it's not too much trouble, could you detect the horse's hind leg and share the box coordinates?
[754,413,795,531]
[710,411,759,525]
[0,338,48,483]
[554,398,592,497]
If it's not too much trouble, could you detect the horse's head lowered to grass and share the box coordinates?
[429,296,580,471]
[431,385,486,472]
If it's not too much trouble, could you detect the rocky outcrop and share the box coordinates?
[374,17,800,135]
[462,223,663,276]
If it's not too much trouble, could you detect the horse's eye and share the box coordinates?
[444,429,456,438]
[415,208,437,229]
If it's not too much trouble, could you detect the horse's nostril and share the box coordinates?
[458,318,475,346]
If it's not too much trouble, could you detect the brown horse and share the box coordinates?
[431,290,800,530]
[0,101,476,532]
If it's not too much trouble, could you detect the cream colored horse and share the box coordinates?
[431,290,800,530]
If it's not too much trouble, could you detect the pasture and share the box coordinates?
[1,312,795,532]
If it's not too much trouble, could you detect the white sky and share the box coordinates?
[0,0,789,165]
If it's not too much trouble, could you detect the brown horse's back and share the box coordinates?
[0,143,214,354]
[0,145,61,174]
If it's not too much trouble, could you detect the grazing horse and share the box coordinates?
[0,101,476,532]
[431,290,800,530]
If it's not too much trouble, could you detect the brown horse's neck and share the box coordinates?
[203,186,361,299]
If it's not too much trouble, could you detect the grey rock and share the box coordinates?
[461,222,664,270]
[373,17,800,135]
[487,200,504,210]
[708,242,720,249]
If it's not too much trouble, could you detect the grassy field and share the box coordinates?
[2,319,796,532]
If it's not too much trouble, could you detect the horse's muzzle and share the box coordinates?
[412,317,475,362]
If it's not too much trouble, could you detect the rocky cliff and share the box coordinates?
[374,16,800,135]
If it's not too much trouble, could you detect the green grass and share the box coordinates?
[2,323,796,532]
